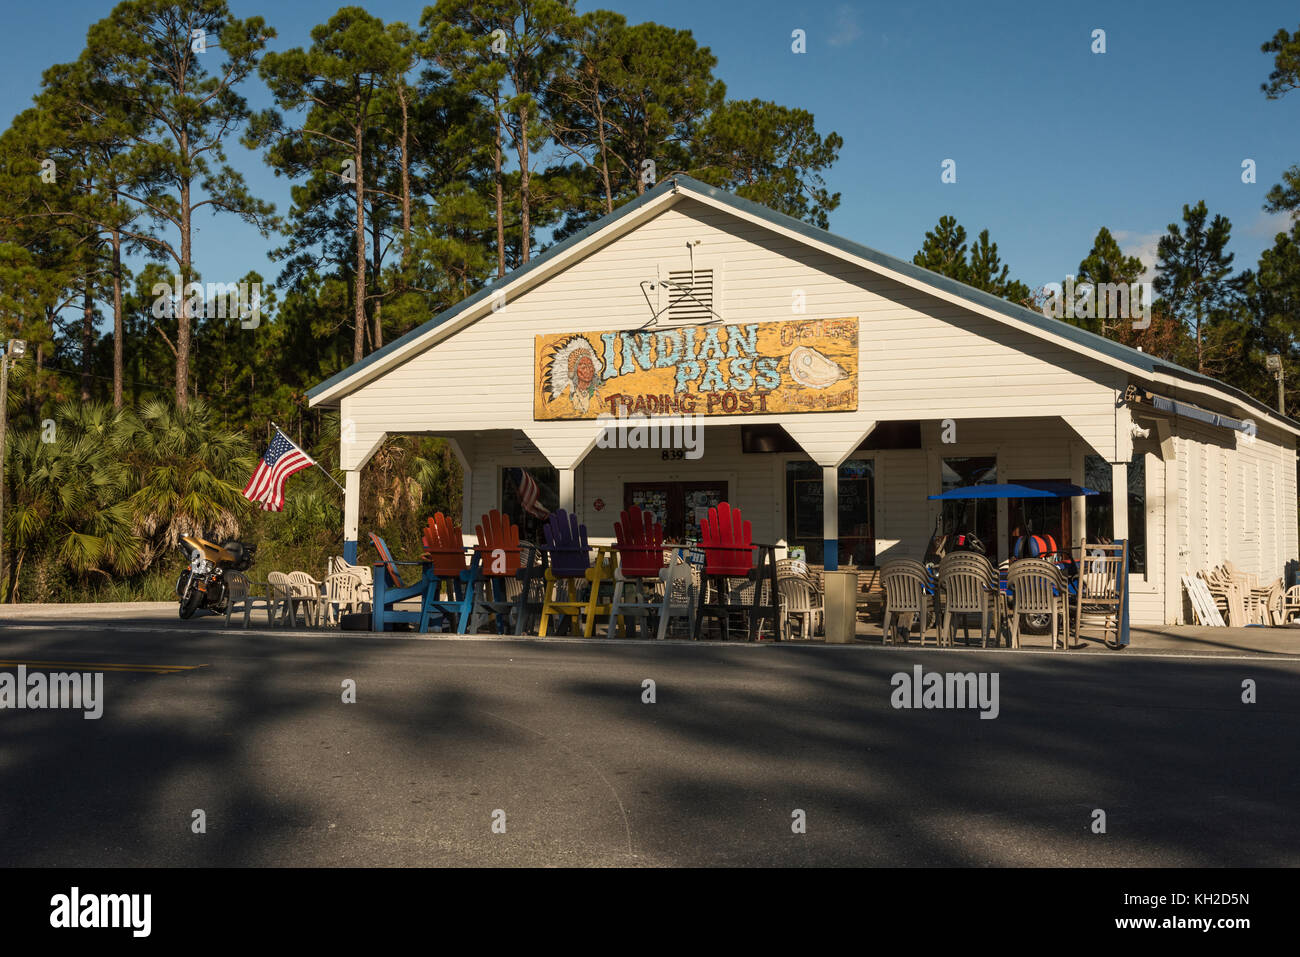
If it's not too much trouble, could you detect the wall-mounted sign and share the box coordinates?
[534,319,858,420]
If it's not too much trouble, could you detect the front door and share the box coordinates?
[624,481,728,543]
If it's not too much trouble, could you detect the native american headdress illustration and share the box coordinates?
[542,335,603,414]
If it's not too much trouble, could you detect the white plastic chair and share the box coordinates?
[265,572,296,627]
[777,576,822,639]
[937,553,999,647]
[656,553,698,640]
[286,571,326,626]
[607,550,697,639]
[224,571,273,628]
[880,559,933,646]
[1006,559,1068,649]
[322,572,367,627]
[328,557,374,605]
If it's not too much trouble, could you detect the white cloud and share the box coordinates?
[1111,229,1163,283]
[827,5,863,47]
[1244,209,1294,239]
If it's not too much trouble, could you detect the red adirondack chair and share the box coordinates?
[700,502,754,576]
[614,506,666,578]
[421,513,468,577]
[473,508,522,577]
[694,502,780,641]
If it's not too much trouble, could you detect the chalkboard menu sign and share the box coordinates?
[793,479,823,537]
[794,477,870,537]
[838,477,869,518]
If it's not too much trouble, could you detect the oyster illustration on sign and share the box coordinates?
[543,335,603,414]
[788,346,849,389]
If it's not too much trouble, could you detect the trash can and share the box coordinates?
[822,569,858,644]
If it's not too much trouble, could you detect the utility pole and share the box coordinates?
[0,339,27,602]
[1268,354,1286,416]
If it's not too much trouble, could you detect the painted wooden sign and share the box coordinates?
[534,319,858,420]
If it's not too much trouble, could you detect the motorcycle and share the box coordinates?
[923,522,986,578]
[175,532,256,619]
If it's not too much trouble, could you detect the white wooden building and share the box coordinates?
[307,176,1299,626]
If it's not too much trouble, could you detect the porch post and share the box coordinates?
[1156,422,1181,623]
[344,469,361,564]
[823,465,839,571]
[559,467,575,514]
[1111,461,1129,541]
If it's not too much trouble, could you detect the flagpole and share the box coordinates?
[269,420,346,495]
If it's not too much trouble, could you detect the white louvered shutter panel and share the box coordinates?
[665,268,714,323]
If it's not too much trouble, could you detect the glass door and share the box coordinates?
[624,481,728,543]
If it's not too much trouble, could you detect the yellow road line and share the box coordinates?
[0,659,207,674]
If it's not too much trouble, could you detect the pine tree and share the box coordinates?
[77,0,276,407]
[966,228,1032,304]
[1153,201,1239,374]
[1074,226,1147,335]
[691,99,842,229]
[253,7,409,363]
[913,216,969,282]
[1260,25,1300,218]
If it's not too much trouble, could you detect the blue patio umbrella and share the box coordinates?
[927,481,1098,500]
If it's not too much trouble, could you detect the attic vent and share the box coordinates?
[665,268,714,323]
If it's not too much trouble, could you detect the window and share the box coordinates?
[785,459,874,565]
[1083,454,1146,574]
[941,457,998,555]
[500,466,558,541]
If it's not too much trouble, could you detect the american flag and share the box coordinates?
[244,429,315,512]
[515,468,550,519]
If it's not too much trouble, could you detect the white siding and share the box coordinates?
[1174,419,1297,600]
[339,198,1122,471]
[875,450,929,561]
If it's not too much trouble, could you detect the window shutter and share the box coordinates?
[665,268,714,323]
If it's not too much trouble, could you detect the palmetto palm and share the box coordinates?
[4,405,142,583]
[122,399,257,566]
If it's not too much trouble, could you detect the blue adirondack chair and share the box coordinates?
[416,513,479,634]
[370,532,425,631]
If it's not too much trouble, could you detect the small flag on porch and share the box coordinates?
[244,429,314,512]
[515,468,550,520]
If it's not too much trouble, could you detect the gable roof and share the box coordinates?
[307,175,1298,435]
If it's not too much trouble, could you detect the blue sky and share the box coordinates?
[3,0,1298,300]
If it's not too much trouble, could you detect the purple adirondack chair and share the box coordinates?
[543,509,591,577]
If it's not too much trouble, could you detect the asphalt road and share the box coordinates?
[1,624,1297,867]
